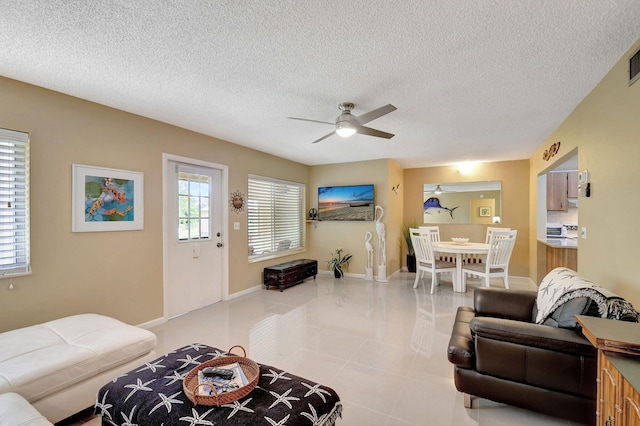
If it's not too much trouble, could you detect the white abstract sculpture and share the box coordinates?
[364,231,374,280]
[375,205,388,282]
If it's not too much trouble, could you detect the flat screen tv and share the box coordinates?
[318,184,375,221]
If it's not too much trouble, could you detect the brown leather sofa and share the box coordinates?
[447,288,598,425]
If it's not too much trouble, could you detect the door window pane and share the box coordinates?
[177,171,211,241]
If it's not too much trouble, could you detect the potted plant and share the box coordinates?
[402,222,417,273]
[327,248,352,278]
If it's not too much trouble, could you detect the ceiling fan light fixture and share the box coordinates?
[336,121,357,137]
[287,102,395,143]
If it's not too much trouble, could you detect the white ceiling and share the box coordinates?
[1,1,639,168]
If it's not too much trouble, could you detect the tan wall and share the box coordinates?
[529,38,640,308]
[403,160,530,277]
[0,76,309,332]
[8,32,638,332]
[308,159,403,276]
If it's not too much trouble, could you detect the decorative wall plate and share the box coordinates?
[229,190,245,213]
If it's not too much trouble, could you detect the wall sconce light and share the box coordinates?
[457,161,477,175]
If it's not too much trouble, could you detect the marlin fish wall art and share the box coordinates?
[423,197,458,218]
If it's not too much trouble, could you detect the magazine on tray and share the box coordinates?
[197,362,248,396]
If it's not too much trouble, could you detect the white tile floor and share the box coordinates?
[62,271,583,425]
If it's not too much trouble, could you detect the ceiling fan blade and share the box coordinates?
[357,126,394,139]
[355,104,397,125]
[311,131,336,144]
[287,117,334,126]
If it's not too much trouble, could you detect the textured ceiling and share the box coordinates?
[1,1,639,168]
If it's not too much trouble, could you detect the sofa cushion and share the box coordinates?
[0,392,53,426]
[0,314,156,402]
[538,297,600,329]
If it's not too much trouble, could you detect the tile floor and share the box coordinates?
[60,272,583,425]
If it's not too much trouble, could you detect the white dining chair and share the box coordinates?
[462,229,517,289]
[467,226,511,265]
[418,226,446,262]
[410,228,456,293]
[485,226,511,243]
[419,225,441,243]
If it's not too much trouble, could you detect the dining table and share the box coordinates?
[432,241,489,292]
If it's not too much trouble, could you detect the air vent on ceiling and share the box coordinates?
[629,46,640,86]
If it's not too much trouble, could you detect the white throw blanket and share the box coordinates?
[535,267,639,324]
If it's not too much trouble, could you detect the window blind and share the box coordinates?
[248,175,304,259]
[0,128,30,277]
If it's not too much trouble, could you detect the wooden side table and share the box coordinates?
[576,315,640,426]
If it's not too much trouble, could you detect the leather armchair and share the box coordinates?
[448,287,597,425]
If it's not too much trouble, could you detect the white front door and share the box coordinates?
[163,155,226,318]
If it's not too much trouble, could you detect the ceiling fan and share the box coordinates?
[287,102,397,144]
[425,185,453,195]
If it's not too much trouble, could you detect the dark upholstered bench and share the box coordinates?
[263,259,317,291]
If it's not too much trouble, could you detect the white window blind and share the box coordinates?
[248,175,304,259]
[0,128,30,277]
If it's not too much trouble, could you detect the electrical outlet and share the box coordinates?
[233,222,240,230]
[581,227,587,239]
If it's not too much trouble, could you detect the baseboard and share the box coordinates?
[137,317,166,329]
[508,275,537,290]
[464,274,536,290]
[318,270,366,279]
[226,284,262,300]
[317,269,401,280]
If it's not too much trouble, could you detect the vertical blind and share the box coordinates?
[0,128,30,277]
[248,175,304,258]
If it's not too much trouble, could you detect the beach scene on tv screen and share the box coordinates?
[318,185,374,221]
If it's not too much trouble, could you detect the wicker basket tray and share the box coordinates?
[183,345,260,406]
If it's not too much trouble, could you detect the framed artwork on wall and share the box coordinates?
[72,164,144,232]
[317,184,375,221]
[479,206,491,217]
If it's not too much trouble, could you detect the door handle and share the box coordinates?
[217,243,223,248]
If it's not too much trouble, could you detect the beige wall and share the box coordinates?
[0,76,309,332]
[308,159,403,276]
[529,38,640,308]
[403,160,530,277]
[5,36,638,332]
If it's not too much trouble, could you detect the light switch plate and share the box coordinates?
[581,227,587,239]
[233,222,240,230]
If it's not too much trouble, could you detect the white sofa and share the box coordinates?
[0,314,157,424]
[0,392,53,426]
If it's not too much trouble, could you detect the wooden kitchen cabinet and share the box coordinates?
[546,245,577,273]
[568,171,579,198]
[547,171,579,211]
[547,171,569,211]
